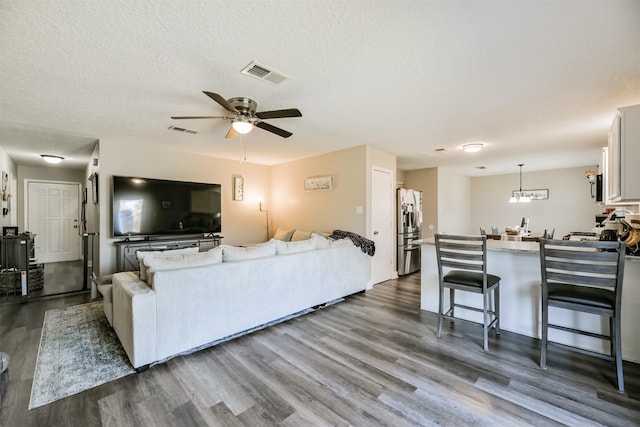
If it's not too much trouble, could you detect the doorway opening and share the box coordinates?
[0,180,94,303]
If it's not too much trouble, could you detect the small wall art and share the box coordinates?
[233,175,244,201]
[304,175,332,192]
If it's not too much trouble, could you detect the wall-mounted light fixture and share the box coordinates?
[41,154,64,164]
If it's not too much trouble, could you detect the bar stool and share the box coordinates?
[539,239,626,392]
[435,234,501,351]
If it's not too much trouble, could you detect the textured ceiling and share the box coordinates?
[1,0,639,174]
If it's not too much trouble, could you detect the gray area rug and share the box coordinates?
[29,301,134,409]
[29,297,345,409]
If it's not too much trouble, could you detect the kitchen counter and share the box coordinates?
[414,237,640,260]
[418,237,640,363]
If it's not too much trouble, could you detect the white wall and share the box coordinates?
[98,138,271,276]
[270,145,368,236]
[470,165,602,237]
[437,167,472,234]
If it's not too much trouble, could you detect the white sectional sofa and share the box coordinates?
[110,235,370,370]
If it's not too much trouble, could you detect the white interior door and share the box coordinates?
[371,167,394,285]
[27,181,81,263]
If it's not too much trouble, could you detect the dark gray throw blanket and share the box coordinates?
[330,230,376,256]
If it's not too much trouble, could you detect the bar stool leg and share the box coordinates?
[613,314,624,393]
[495,285,500,334]
[450,288,455,320]
[540,291,548,369]
[483,292,489,352]
[437,282,444,337]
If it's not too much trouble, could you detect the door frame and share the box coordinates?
[370,165,396,286]
[24,179,83,263]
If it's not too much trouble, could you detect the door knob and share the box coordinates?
[373,231,379,235]
[73,225,78,229]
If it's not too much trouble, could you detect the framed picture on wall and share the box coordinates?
[304,176,332,192]
[3,226,18,236]
[233,175,244,201]
[89,172,99,204]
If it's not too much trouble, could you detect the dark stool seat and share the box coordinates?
[435,234,500,351]
[547,284,615,310]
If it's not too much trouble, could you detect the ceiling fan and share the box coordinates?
[171,91,302,139]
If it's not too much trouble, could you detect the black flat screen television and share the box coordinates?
[112,176,222,238]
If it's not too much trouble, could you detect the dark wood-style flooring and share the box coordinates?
[1,273,639,426]
[1,260,86,303]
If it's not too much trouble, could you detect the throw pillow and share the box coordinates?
[312,232,331,249]
[137,247,199,281]
[275,238,317,254]
[222,240,277,262]
[273,227,295,241]
[144,247,223,271]
[291,230,312,241]
[145,247,223,286]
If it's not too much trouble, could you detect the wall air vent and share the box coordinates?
[168,125,198,134]
[240,61,289,85]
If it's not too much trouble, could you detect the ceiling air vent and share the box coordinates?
[168,125,198,134]
[241,61,289,85]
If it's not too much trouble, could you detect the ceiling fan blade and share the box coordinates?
[170,116,229,119]
[225,126,239,139]
[255,121,293,138]
[203,91,239,114]
[255,108,302,119]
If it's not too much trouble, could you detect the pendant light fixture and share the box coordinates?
[509,164,531,203]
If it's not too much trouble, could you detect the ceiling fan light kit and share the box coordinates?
[232,118,253,134]
[41,154,64,164]
[171,91,301,139]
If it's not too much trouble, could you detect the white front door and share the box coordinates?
[27,181,81,263]
[370,167,394,285]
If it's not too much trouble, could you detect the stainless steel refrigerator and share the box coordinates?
[397,188,422,276]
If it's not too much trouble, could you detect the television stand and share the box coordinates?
[114,235,223,272]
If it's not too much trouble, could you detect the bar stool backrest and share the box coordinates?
[435,234,488,289]
[539,239,625,296]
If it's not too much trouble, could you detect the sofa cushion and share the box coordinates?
[222,240,277,262]
[273,227,295,241]
[328,238,355,248]
[145,247,223,278]
[291,230,312,241]
[312,232,331,249]
[137,247,199,281]
[275,238,317,254]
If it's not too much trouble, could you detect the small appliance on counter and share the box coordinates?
[619,213,640,256]
[593,209,640,255]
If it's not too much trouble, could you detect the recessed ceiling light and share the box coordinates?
[41,154,64,164]
[462,143,484,153]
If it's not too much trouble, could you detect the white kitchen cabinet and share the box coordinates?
[607,104,640,202]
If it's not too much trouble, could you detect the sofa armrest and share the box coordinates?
[112,272,157,369]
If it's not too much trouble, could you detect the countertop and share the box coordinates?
[414,237,640,261]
